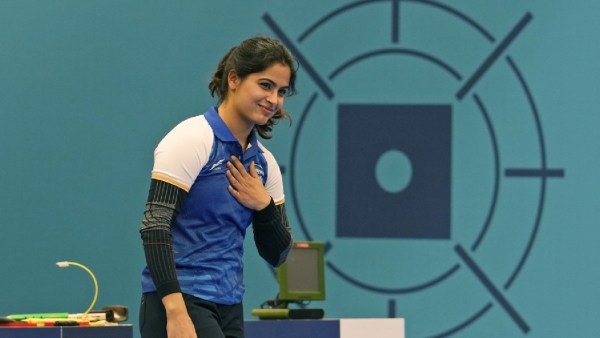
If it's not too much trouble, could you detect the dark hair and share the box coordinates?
[209,36,297,139]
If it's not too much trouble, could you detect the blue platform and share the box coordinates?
[0,325,133,338]
[245,318,405,338]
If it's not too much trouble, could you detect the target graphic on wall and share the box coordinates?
[264,1,564,336]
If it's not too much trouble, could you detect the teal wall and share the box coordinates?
[1,1,598,337]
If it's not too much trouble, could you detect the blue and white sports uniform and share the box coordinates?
[141,107,284,304]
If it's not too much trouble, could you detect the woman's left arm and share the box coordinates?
[226,156,293,267]
[252,199,293,267]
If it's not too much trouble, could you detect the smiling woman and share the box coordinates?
[138,36,298,338]
[209,37,297,141]
[218,63,292,150]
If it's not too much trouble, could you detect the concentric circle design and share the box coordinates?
[264,1,563,336]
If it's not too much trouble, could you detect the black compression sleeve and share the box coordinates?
[139,179,187,298]
[141,229,181,297]
[252,199,293,267]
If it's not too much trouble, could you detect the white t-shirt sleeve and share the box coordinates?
[151,116,214,192]
[259,142,285,205]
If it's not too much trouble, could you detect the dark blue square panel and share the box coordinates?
[336,104,451,239]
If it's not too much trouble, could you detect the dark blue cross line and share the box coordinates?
[324,241,333,255]
[391,0,400,43]
[388,299,396,318]
[455,12,532,100]
[505,168,565,178]
[454,244,530,333]
[262,13,335,99]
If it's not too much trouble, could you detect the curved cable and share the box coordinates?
[56,261,98,319]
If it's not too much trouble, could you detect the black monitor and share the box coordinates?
[277,241,326,302]
[252,241,326,319]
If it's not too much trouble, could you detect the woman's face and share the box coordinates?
[228,63,291,126]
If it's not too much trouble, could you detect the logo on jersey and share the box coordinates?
[254,163,265,178]
[209,159,225,172]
